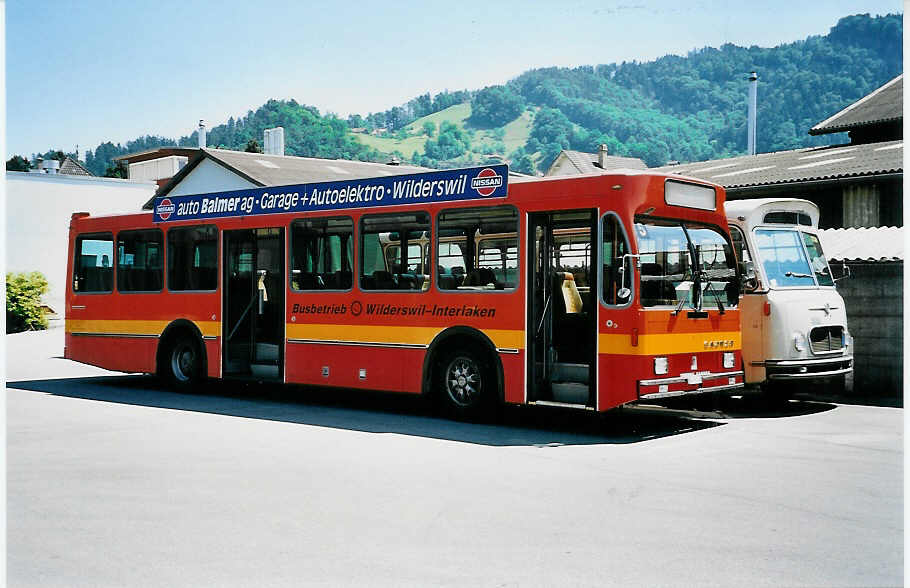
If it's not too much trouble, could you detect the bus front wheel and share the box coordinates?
[436,348,494,420]
[162,335,204,391]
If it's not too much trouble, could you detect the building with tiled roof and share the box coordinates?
[546,146,646,176]
[59,156,93,176]
[142,148,431,209]
[544,75,902,230]
[810,74,902,144]
[651,75,903,229]
[650,139,902,228]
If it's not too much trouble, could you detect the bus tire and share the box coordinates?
[436,347,495,421]
[161,334,205,392]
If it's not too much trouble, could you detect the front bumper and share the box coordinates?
[637,370,745,400]
[756,355,853,380]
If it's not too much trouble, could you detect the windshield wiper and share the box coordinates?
[785,271,813,278]
[680,224,706,317]
[702,276,725,315]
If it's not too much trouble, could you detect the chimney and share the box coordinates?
[596,143,608,169]
[747,71,758,155]
[198,119,206,149]
[263,127,285,155]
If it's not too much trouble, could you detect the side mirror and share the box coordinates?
[739,260,759,292]
[834,262,851,282]
[616,253,640,303]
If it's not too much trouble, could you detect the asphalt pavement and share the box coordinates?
[6,325,904,587]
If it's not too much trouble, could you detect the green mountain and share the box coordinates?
[41,12,900,178]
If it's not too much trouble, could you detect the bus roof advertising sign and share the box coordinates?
[153,164,509,223]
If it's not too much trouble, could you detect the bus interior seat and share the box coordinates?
[372,270,397,289]
[83,267,112,292]
[320,272,338,289]
[397,273,418,290]
[296,272,321,289]
[438,273,460,290]
[551,272,589,363]
[478,267,497,287]
[559,272,583,313]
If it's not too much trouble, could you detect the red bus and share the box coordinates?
[65,165,744,418]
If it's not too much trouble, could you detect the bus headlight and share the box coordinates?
[654,357,669,375]
[723,352,735,369]
[793,332,807,352]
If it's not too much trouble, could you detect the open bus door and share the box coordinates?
[527,210,597,408]
[223,228,285,380]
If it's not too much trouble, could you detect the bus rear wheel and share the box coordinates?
[162,335,204,391]
[436,348,494,420]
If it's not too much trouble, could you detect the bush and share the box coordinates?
[7,271,49,333]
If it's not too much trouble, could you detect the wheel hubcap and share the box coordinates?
[446,357,481,407]
[172,344,195,382]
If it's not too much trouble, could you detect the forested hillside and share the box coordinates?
[18,13,901,177]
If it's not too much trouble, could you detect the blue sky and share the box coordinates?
[5,0,903,158]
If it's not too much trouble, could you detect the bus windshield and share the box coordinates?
[634,217,738,309]
[753,229,833,288]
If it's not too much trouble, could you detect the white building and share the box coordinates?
[6,172,157,316]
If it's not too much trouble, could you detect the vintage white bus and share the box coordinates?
[726,198,853,394]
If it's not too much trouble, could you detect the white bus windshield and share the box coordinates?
[754,229,833,288]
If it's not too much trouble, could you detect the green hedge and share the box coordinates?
[7,271,49,333]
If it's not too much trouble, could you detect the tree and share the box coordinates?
[244,139,263,153]
[509,148,536,175]
[469,85,525,127]
[103,161,127,178]
[6,271,49,333]
[422,121,436,137]
[6,155,30,171]
[424,121,469,161]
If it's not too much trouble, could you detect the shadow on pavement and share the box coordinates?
[653,392,839,419]
[8,375,724,447]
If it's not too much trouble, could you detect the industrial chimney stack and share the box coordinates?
[264,127,285,155]
[747,71,758,155]
[198,120,207,149]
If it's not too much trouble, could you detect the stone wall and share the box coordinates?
[835,262,903,396]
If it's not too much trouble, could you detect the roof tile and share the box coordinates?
[651,140,902,189]
[818,226,904,263]
[810,75,903,135]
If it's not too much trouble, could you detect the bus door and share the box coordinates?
[223,228,285,380]
[527,210,597,407]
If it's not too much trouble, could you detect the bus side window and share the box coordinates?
[117,229,163,292]
[167,225,218,291]
[601,214,629,305]
[291,217,353,290]
[437,206,518,291]
[478,239,518,288]
[74,233,114,293]
[360,213,431,291]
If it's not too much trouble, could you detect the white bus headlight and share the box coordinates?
[723,352,735,369]
[793,332,807,352]
[654,357,669,375]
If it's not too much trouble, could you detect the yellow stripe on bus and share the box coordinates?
[599,331,741,356]
[66,319,221,338]
[286,323,525,350]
